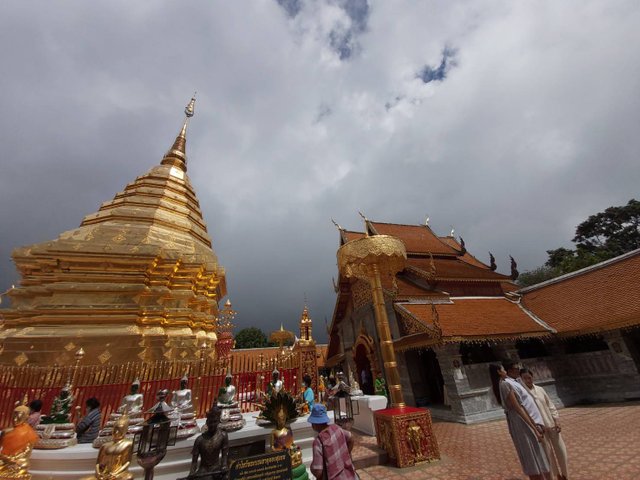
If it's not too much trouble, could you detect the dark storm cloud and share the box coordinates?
[418,46,457,84]
[2,1,640,344]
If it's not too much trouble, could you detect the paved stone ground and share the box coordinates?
[357,402,640,480]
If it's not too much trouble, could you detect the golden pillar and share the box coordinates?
[337,235,406,407]
[337,234,440,467]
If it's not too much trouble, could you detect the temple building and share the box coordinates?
[327,219,640,423]
[0,97,227,367]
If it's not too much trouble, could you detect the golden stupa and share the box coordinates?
[0,97,226,366]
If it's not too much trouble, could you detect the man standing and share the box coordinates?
[308,404,357,480]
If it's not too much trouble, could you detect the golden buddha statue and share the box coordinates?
[0,400,39,479]
[83,412,134,480]
[263,392,306,478]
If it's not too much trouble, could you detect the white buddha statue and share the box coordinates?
[171,375,194,414]
[117,380,143,415]
[170,375,198,439]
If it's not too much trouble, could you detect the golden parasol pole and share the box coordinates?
[337,235,407,408]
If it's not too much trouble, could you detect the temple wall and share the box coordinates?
[420,330,640,424]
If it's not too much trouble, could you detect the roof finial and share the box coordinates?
[358,211,369,236]
[449,226,455,237]
[424,215,430,226]
[162,94,197,171]
[331,218,344,231]
[510,255,519,280]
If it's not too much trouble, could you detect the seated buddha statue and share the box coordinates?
[40,385,74,425]
[117,380,144,415]
[267,397,307,480]
[172,375,193,413]
[93,379,145,448]
[348,371,363,397]
[0,400,39,479]
[216,373,237,407]
[216,373,245,432]
[82,412,134,480]
[266,369,283,397]
[171,375,198,439]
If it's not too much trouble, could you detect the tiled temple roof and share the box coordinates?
[520,249,640,335]
[368,222,459,255]
[393,298,552,351]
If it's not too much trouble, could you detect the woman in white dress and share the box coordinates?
[520,368,569,480]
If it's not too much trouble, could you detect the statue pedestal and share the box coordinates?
[350,395,387,436]
[373,407,440,468]
[28,411,330,479]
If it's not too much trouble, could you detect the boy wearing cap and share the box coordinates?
[308,404,357,480]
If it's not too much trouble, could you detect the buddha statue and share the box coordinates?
[147,389,174,425]
[189,406,229,479]
[217,373,237,406]
[216,372,245,432]
[35,385,77,449]
[270,407,294,452]
[172,375,193,413]
[0,400,39,479]
[40,384,73,424]
[171,375,198,439]
[348,371,363,397]
[83,412,134,480]
[266,369,283,397]
[93,379,145,448]
[265,393,307,480]
[117,379,143,415]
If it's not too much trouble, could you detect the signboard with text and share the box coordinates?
[229,450,292,480]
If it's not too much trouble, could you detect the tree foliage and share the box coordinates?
[518,199,640,287]
[234,327,269,349]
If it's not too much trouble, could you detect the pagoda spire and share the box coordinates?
[299,304,313,343]
[162,94,196,171]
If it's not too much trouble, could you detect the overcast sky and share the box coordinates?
[1,1,639,342]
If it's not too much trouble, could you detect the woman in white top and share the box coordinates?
[521,368,569,480]
[490,362,551,480]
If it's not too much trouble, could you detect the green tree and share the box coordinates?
[573,198,640,256]
[517,265,560,288]
[234,327,269,349]
[519,199,640,285]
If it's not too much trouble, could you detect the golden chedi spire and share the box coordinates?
[0,96,225,367]
[161,95,196,171]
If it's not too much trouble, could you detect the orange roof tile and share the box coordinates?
[398,298,549,340]
[521,250,640,335]
[439,236,493,270]
[392,276,449,299]
[368,222,459,255]
[408,257,511,281]
[342,230,365,244]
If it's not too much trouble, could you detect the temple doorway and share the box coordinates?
[355,343,374,395]
[406,348,445,406]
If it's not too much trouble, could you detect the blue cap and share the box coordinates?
[308,403,330,424]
